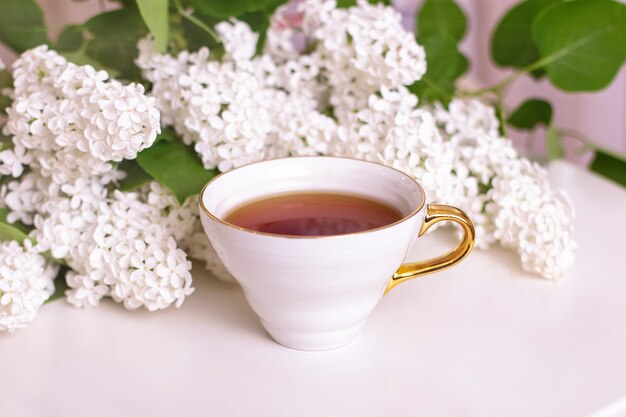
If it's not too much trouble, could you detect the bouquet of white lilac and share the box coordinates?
[0,0,623,332]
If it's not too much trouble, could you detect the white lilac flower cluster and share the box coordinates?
[432,98,575,277]
[136,0,574,280]
[4,46,160,184]
[0,240,58,332]
[301,0,427,121]
[0,46,195,330]
[141,181,234,282]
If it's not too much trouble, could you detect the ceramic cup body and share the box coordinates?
[199,157,428,350]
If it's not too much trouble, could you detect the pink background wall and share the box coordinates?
[1,0,624,163]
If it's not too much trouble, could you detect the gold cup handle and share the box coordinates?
[384,204,476,295]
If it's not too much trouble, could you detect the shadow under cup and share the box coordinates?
[199,157,426,351]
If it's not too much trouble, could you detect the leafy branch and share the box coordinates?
[416,0,626,187]
[461,64,535,97]
[557,128,626,164]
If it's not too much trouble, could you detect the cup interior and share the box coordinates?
[200,157,425,228]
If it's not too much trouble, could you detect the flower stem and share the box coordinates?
[464,70,523,96]
[495,89,508,137]
[461,59,547,97]
[172,0,222,44]
[556,127,626,162]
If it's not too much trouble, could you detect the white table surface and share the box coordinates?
[2,161,626,417]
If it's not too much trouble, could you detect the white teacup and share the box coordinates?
[199,157,474,351]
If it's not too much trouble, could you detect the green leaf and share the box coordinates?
[530,68,546,79]
[409,33,465,105]
[263,0,289,14]
[336,0,356,7]
[154,128,176,143]
[0,207,10,223]
[532,0,626,91]
[180,11,224,56]
[84,7,148,80]
[454,53,469,78]
[409,78,455,106]
[590,150,626,188]
[0,208,31,235]
[545,123,563,160]
[56,25,84,52]
[137,138,219,204]
[60,48,120,77]
[491,0,560,70]
[508,98,553,130]
[45,266,69,304]
[0,221,30,244]
[136,0,169,53]
[417,0,467,42]
[0,131,11,150]
[0,70,14,115]
[337,0,389,6]
[117,159,153,191]
[0,0,49,53]
[418,34,466,81]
